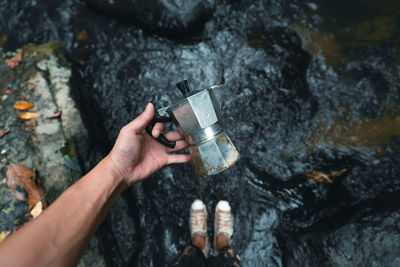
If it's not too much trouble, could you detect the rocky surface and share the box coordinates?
[83,0,216,37]
[0,41,105,266]
[285,193,400,267]
[0,0,400,266]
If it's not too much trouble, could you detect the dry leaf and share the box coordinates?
[30,201,43,218]
[0,231,9,243]
[0,129,10,138]
[13,100,33,110]
[108,0,114,4]
[305,168,348,184]
[77,59,85,65]
[5,49,22,68]
[305,171,333,183]
[76,30,87,41]
[3,88,15,94]
[21,120,37,132]
[17,112,40,120]
[0,105,3,109]
[6,164,44,208]
[330,168,348,177]
[48,110,62,119]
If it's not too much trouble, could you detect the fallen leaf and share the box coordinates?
[6,164,44,208]
[305,171,333,183]
[30,201,43,218]
[5,49,22,68]
[48,110,62,119]
[0,129,10,138]
[0,105,3,108]
[108,0,114,4]
[3,88,15,94]
[76,30,87,42]
[21,120,37,132]
[0,231,9,243]
[330,168,348,177]
[13,100,33,110]
[17,112,40,120]
[305,168,348,184]
[77,59,85,65]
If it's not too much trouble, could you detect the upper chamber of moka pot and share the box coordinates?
[159,80,240,175]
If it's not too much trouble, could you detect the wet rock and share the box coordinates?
[0,41,104,266]
[285,195,400,267]
[83,0,216,37]
[62,1,400,265]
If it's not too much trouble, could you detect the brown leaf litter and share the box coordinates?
[6,164,45,209]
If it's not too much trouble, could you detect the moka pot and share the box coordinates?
[146,80,240,175]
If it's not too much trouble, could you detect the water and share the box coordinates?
[1,0,400,266]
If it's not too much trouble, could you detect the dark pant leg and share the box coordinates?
[205,246,241,267]
[169,244,206,267]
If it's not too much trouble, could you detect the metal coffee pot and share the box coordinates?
[146,80,240,175]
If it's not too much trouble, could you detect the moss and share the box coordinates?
[22,40,67,63]
[25,137,37,153]
[0,34,7,48]
[60,137,76,158]
[43,185,65,204]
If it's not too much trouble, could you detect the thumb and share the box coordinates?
[129,103,155,133]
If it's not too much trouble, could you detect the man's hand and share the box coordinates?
[108,103,191,187]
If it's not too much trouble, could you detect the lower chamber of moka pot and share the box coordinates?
[189,130,240,176]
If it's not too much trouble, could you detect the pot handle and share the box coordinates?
[145,113,176,148]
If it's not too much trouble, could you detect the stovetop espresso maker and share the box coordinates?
[146,80,240,175]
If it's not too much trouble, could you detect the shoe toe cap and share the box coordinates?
[216,200,231,211]
[191,199,205,210]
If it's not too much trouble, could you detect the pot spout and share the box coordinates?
[209,84,225,110]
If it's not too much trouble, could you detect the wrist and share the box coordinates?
[100,155,129,191]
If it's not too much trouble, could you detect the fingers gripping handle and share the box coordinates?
[145,115,176,148]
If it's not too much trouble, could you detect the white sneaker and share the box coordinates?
[214,200,233,255]
[189,199,209,255]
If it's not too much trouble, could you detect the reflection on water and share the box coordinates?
[307,112,400,152]
[287,0,400,158]
[290,22,344,65]
[290,0,400,66]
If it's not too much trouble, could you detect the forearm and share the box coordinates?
[0,103,190,266]
[0,156,125,267]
